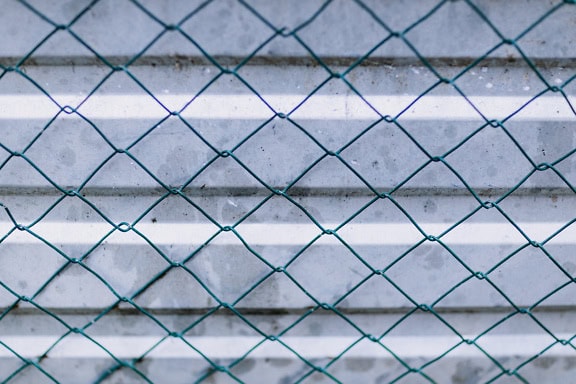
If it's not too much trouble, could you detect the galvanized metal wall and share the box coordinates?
[1,0,575,383]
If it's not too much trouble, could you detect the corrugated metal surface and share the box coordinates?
[1,1,575,383]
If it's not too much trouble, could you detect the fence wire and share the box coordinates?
[1,0,576,383]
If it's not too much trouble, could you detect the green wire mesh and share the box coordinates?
[1,0,576,383]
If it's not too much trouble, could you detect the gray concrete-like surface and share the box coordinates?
[1,0,575,383]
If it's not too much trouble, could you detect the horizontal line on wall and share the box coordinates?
[0,95,572,121]
[6,305,576,316]
[2,222,574,245]
[0,334,572,360]
[0,187,574,198]
[5,55,576,68]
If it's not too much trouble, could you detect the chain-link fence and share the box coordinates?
[1,0,576,383]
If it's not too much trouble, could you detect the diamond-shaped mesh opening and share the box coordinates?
[128,117,214,187]
[488,246,572,307]
[445,125,535,194]
[295,0,389,62]
[506,121,576,169]
[289,78,382,151]
[513,2,576,61]
[179,0,274,61]
[287,241,373,304]
[75,70,171,148]
[185,234,274,305]
[25,118,114,188]
[386,241,472,305]
[84,238,169,299]
[179,75,274,151]
[233,117,325,189]
[340,119,431,190]
[70,0,165,60]
[403,0,503,69]
[1,1,575,382]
